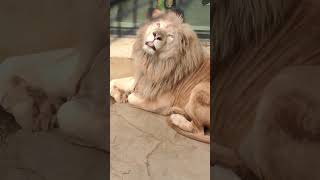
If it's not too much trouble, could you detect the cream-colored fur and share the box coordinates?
[110,11,210,143]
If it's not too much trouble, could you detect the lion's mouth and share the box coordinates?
[145,41,156,51]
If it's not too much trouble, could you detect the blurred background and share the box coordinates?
[110,0,210,80]
[110,0,210,39]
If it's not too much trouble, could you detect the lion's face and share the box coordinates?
[132,11,207,99]
[142,19,175,55]
[141,12,189,56]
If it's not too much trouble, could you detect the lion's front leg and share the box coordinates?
[110,76,135,103]
[127,92,173,115]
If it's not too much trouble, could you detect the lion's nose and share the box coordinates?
[152,32,163,41]
[153,33,162,41]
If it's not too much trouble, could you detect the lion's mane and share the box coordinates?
[131,12,208,100]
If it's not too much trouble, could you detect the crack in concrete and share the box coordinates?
[113,104,199,149]
[111,168,123,180]
[145,141,161,176]
[111,166,132,180]
[113,109,161,141]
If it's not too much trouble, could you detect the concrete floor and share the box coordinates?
[110,103,210,180]
[110,37,242,180]
[110,37,211,180]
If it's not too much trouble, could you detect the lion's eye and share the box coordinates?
[167,34,174,38]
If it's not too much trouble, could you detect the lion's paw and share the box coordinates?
[170,114,186,126]
[170,114,193,132]
[110,81,128,103]
[127,93,138,104]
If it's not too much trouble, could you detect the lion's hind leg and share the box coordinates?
[167,82,210,143]
[167,114,209,143]
[167,106,208,143]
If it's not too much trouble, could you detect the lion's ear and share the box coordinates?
[166,11,183,23]
[152,9,164,18]
[181,24,197,46]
